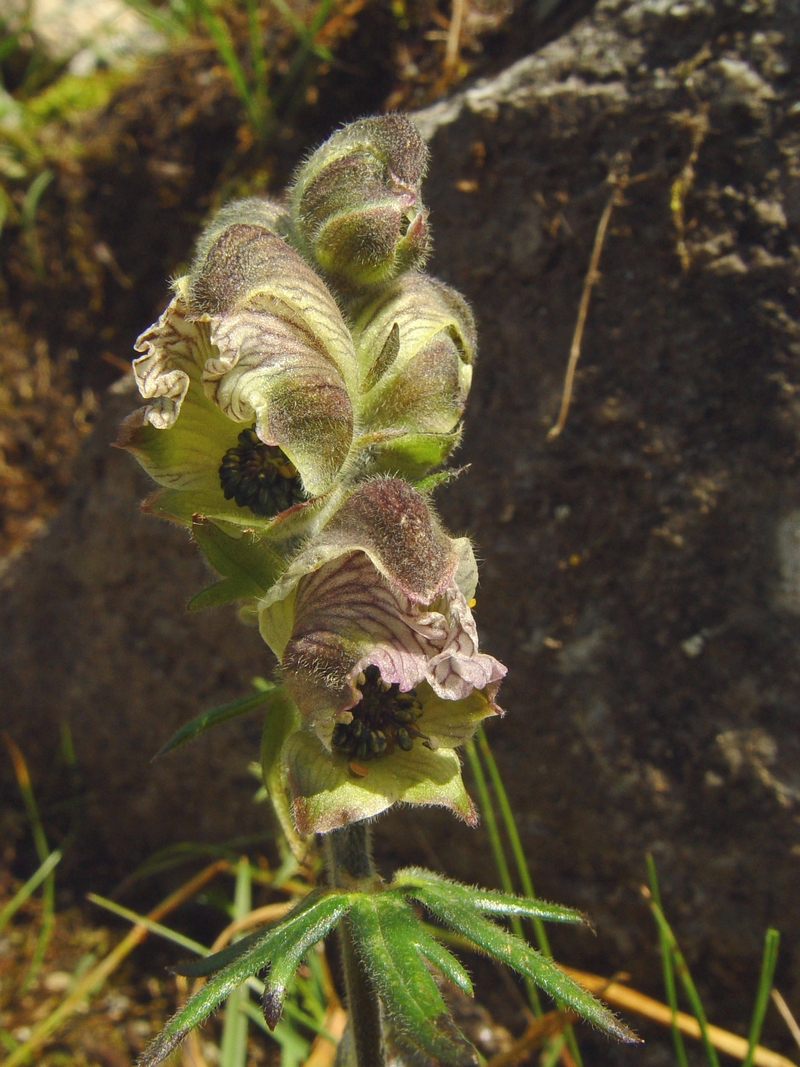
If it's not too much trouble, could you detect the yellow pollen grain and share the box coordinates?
[468,598,476,608]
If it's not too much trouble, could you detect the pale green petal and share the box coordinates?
[117,377,239,493]
[259,584,298,660]
[452,538,478,602]
[416,683,499,748]
[285,730,476,834]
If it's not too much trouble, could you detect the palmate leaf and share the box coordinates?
[404,884,639,1044]
[393,867,591,926]
[152,685,279,759]
[347,892,479,1067]
[139,889,352,1067]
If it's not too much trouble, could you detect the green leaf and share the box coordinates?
[408,887,638,1044]
[153,686,278,760]
[188,518,285,611]
[394,868,590,926]
[139,889,352,1067]
[171,927,267,979]
[347,893,478,1067]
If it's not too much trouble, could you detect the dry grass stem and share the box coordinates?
[772,989,800,1051]
[209,900,295,950]
[445,0,467,71]
[486,1011,576,1067]
[670,108,710,272]
[562,967,798,1067]
[547,171,627,441]
[302,1003,348,1067]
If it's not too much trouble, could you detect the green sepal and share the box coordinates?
[260,689,305,860]
[412,466,465,493]
[368,429,462,480]
[152,685,278,760]
[139,889,353,1067]
[394,868,590,926]
[405,886,638,1044]
[187,518,285,611]
[346,892,478,1067]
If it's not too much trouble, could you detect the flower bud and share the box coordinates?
[289,114,430,291]
[351,274,476,475]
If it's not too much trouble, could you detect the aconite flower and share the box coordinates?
[289,114,430,292]
[351,273,477,477]
[258,478,506,833]
[117,198,359,530]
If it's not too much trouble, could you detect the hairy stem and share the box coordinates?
[327,824,385,1067]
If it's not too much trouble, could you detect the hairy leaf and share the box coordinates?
[407,886,638,1044]
[153,687,277,759]
[170,926,268,978]
[347,893,478,1067]
[139,890,352,1067]
[394,868,590,926]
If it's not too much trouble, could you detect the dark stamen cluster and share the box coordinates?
[219,427,305,517]
[332,666,430,761]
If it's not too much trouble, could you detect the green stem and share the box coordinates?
[327,825,385,1067]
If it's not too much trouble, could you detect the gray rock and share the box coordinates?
[3,0,800,1045]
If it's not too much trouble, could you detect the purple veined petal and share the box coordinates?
[271,549,506,733]
[131,291,215,429]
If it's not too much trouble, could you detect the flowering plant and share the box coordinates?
[122,115,635,1067]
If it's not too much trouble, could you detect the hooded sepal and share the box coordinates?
[187,221,358,496]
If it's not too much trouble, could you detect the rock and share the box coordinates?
[399,0,800,1038]
[2,0,800,1044]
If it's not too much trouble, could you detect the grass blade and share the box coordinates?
[0,850,61,933]
[219,857,252,1067]
[476,727,586,1067]
[2,860,228,1067]
[645,887,721,1067]
[464,736,543,1016]
[87,893,208,957]
[647,855,689,1067]
[3,733,56,989]
[743,929,780,1067]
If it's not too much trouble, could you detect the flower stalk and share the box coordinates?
[327,825,385,1067]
